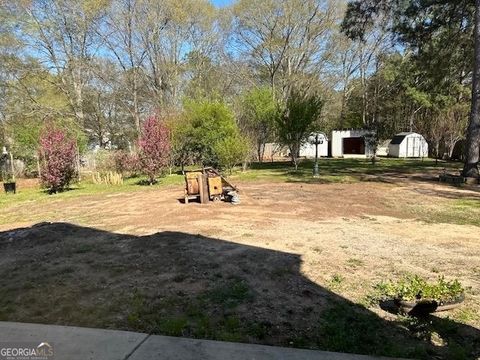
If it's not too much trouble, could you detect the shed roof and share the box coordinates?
[390,132,423,145]
[390,135,407,145]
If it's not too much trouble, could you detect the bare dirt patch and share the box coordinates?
[0,179,479,359]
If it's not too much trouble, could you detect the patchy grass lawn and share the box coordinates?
[0,158,479,359]
[1,157,462,209]
[417,200,480,227]
[233,157,461,184]
[0,174,184,211]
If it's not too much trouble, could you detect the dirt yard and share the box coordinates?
[0,176,479,359]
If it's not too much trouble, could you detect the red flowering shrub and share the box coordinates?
[113,150,138,176]
[138,115,171,184]
[38,126,77,193]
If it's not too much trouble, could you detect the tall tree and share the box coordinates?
[465,0,480,177]
[138,114,171,184]
[100,0,147,138]
[276,89,323,170]
[137,0,217,107]
[231,0,338,99]
[15,0,108,126]
[342,0,479,176]
[238,87,279,162]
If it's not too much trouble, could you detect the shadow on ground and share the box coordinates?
[246,159,480,203]
[0,223,478,359]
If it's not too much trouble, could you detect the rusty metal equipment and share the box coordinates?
[184,167,238,204]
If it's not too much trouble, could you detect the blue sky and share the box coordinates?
[210,0,235,7]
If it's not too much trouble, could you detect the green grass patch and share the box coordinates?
[346,258,364,269]
[453,308,480,324]
[204,277,253,308]
[0,158,462,215]
[233,158,461,184]
[124,280,267,343]
[319,302,427,358]
[328,274,345,289]
[455,199,480,208]
[414,198,480,227]
[0,174,184,225]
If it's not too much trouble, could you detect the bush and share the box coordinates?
[112,150,138,176]
[213,135,249,173]
[38,126,77,193]
[92,149,116,173]
[138,115,171,184]
[373,275,464,303]
[181,99,248,167]
[88,150,138,177]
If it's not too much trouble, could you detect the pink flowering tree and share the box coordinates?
[38,126,77,193]
[138,115,171,184]
[113,150,139,176]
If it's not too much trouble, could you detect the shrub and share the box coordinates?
[213,135,249,173]
[181,99,241,166]
[179,99,251,169]
[113,150,138,176]
[373,275,464,303]
[92,149,116,173]
[91,150,138,177]
[138,115,171,184]
[38,126,77,193]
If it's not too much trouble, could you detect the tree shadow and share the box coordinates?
[0,222,478,359]
[259,159,480,202]
[134,179,158,186]
[250,159,465,186]
[409,186,480,201]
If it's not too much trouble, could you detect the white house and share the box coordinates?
[388,132,428,158]
[299,133,328,158]
[331,129,376,158]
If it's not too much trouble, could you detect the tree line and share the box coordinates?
[0,0,478,176]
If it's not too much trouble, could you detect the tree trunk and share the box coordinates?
[74,88,85,127]
[133,71,141,140]
[339,85,348,129]
[290,144,299,170]
[360,45,367,126]
[463,0,480,178]
[270,72,276,101]
[257,141,266,163]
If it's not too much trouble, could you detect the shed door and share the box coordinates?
[343,137,365,155]
[405,137,413,157]
[407,137,420,157]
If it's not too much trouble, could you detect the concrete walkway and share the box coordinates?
[0,322,405,360]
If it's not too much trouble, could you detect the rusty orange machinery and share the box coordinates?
[184,167,237,204]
